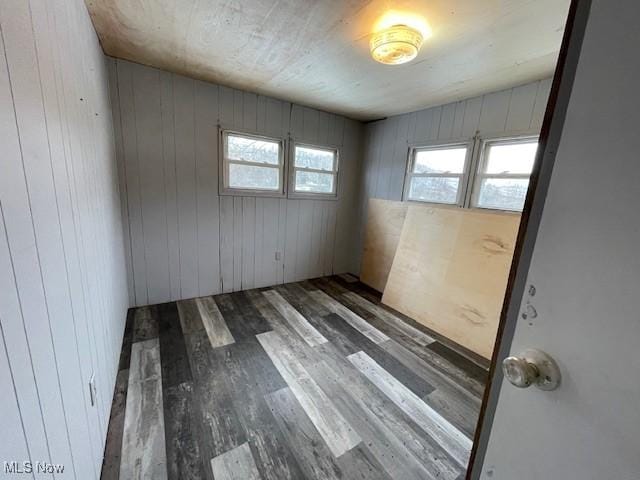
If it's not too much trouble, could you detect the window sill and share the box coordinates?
[219,188,286,198]
[287,191,339,201]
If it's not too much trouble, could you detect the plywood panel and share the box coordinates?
[382,205,520,358]
[359,199,408,292]
[357,79,552,277]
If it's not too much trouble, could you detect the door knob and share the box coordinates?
[502,349,561,391]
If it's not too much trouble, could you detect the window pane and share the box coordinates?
[484,141,538,174]
[295,171,334,193]
[229,164,279,190]
[476,178,530,211]
[408,176,460,204]
[295,146,335,171]
[414,147,467,174]
[227,134,280,165]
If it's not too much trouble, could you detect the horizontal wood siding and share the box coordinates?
[0,0,130,478]
[356,78,552,272]
[111,59,364,306]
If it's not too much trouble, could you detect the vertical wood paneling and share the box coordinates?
[31,0,103,474]
[108,61,135,306]
[219,85,234,128]
[530,78,553,130]
[505,82,539,132]
[428,106,443,140]
[160,71,181,300]
[438,103,456,140]
[478,90,512,133]
[0,0,130,478]
[310,201,324,277]
[0,0,81,475]
[277,199,287,284]
[54,0,118,436]
[243,91,257,132]
[173,75,199,299]
[233,89,243,129]
[296,201,314,281]
[220,197,234,293]
[117,61,148,305]
[0,200,52,470]
[451,101,466,139]
[284,200,300,283]
[194,80,220,296]
[389,115,410,201]
[261,198,280,288]
[133,64,170,305]
[461,97,483,137]
[113,61,362,304]
[233,197,243,291]
[0,324,31,471]
[290,104,304,142]
[303,107,319,144]
[266,97,285,137]
[376,117,398,200]
[241,197,256,289]
[254,198,265,287]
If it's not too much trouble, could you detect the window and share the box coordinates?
[404,143,470,205]
[221,131,284,195]
[290,144,339,197]
[472,137,538,211]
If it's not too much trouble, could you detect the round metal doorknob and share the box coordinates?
[502,349,561,391]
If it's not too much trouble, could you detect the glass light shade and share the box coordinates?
[370,25,424,65]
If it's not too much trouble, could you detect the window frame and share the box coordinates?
[288,141,340,200]
[402,140,475,207]
[470,135,539,212]
[219,128,287,198]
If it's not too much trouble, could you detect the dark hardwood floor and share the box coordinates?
[101,275,487,480]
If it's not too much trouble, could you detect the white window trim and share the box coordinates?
[288,141,340,200]
[219,128,287,197]
[469,134,539,212]
[402,140,475,207]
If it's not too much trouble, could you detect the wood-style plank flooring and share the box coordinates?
[101,275,487,480]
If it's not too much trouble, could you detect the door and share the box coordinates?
[471,1,640,478]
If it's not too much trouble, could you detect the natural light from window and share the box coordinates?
[223,133,283,192]
[406,145,467,204]
[292,145,338,196]
[474,139,538,211]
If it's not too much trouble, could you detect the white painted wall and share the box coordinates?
[110,59,364,307]
[356,79,552,272]
[0,0,129,478]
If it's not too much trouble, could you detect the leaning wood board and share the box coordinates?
[382,205,520,359]
[360,199,409,292]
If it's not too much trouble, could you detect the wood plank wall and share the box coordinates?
[356,78,553,269]
[0,0,129,478]
[110,59,364,307]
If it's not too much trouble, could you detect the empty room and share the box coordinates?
[2,0,639,479]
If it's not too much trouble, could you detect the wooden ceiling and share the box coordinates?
[85,0,570,121]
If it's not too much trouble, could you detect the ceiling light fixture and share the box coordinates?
[370,24,424,65]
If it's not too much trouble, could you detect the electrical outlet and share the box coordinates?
[89,373,97,407]
[275,251,281,261]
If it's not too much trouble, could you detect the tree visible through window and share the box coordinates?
[222,131,284,194]
[291,144,338,196]
[472,138,538,211]
[405,144,468,205]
